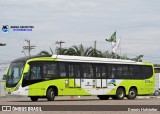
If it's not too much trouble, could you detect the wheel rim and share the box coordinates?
[118,91,124,98]
[51,91,54,99]
[129,90,136,98]
[155,91,160,96]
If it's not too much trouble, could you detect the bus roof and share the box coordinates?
[52,55,144,65]
[11,54,151,65]
[12,54,52,63]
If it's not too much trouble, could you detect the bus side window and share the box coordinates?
[43,62,58,79]
[129,66,134,78]
[132,65,141,79]
[116,65,123,79]
[82,64,93,78]
[101,66,107,79]
[30,66,41,80]
[95,65,101,78]
[108,64,116,79]
[73,64,81,78]
[68,65,74,78]
[141,66,153,79]
[68,64,81,78]
[59,63,67,78]
[123,65,129,79]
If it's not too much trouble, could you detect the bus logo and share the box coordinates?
[108,79,116,86]
[2,25,9,33]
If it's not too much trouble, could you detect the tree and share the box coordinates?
[65,44,84,56]
[38,51,50,55]
[85,48,104,57]
[65,45,104,57]
[58,48,68,55]
[131,55,144,62]
[37,44,143,62]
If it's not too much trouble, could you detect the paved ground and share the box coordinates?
[0,95,160,114]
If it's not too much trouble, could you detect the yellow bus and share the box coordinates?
[4,55,155,101]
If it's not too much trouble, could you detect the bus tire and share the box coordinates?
[116,88,125,100]
[47,88,55,101]
[127,88,137,99]
[98,95,109,100]
[154,90,160,96]
[30,96,39,101]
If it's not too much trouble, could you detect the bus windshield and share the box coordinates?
[6,62,24,87]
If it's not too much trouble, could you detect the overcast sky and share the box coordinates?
[0,0,160,74]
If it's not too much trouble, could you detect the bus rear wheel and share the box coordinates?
[30,96,39,101]
[127,88,137,99]
[154,90,160,96]
[98,95,110,100]
[115,88,125,100]
[47,88,55,101]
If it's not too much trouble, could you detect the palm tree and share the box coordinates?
[67,44,84,56]
[131,55,144,62]
[37,44,138,61]
[101,51,112,58]
[60,44,85,56]
[59,48,68,55]
[38,51,50,55]
[60,44,109,58]
[84,47,104,57]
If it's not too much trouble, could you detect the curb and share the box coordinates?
[137,96,160,99]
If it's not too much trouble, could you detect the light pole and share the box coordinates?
[55,40,65,54]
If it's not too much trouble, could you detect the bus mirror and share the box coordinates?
[3,74,9,80]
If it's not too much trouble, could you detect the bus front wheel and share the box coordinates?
[47,88,55,101]
[30,96,39,101]
[127,88,137,99]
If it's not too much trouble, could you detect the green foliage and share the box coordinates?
[39,44,143,62]
[38,51,50,55]
[131,55,144,62]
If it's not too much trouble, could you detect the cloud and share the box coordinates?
[1,0,160,64]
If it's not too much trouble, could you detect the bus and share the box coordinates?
[4,55,155,101]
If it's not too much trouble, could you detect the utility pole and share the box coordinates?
[55,40,65,54]
[93,40,96,57]
[23,39,36,56]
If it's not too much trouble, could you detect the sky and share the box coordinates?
[0,0,160,76]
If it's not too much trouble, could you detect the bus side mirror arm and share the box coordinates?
[3,74,9,80]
